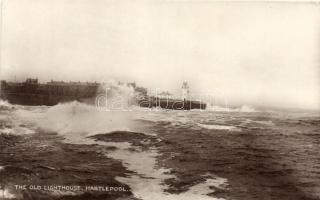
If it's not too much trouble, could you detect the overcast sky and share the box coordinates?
[0,0,319,110]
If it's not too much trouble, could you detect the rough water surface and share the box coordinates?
[0,101,319,200]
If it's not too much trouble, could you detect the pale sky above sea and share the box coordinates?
[0,0,319,110]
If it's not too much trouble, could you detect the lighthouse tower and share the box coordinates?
[181,81,189,101]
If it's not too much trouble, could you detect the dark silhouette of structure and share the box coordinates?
[0,78,206,110]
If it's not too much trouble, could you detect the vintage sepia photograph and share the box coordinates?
[0,0,319,200]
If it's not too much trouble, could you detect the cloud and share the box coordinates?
[1,1,319,110]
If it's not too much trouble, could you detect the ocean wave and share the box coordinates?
[240,119,275,127]
[186,174,228,197]
[0,188,16,199]
[0,100,15,111]
[0,126,35,135]
[207,105,257,112]
[105,140,227,200]
[0,110,37,135]
[27,101,135,143]
[0,101,135,140]
[198,123,241,131]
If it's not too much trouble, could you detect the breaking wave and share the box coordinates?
[39,102,132,134]
[5,101,134,142]
[0,100,15,111]
[104,140,228,200]
[0,188,16,199]
[33,102,135,144]
[0,99,232,200]
[198,123,241,131]
[240,119,275,127]
[0,126,35,135]
[207,105,257,112]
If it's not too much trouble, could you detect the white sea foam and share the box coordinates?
[238,105,256,112]
[0,189,15,199]
[5,101,228,200]
[0,124,35,135]
[10,101,134,141]
[201,173,228,189]
[136,111,192,127]
[253,120,274,126]
[0,166,4,171]
[240,119,275,127]
[198,123,241,131]
[103,141,227,200]
[59,131,228,200]
[207,106,231,112]
[185,176,228,197]
[40,102,132,135]
[0,100,14,109]
[0,106,45,135]
[49,190,78,197]
[0,128,13,135]
[96,80,135,109]
[208,105,257,113]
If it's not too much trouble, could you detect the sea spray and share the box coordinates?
[4,98,231,200]
[197,123,241,131]
[0,188,16,199]
[96,80,136,110]
[207,104,257,112]
[36,102,134,141]
[7,100,135,142]
[23,102,229,200]
[0,100,16,111]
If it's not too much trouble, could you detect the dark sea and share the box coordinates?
[0,101,319,200]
